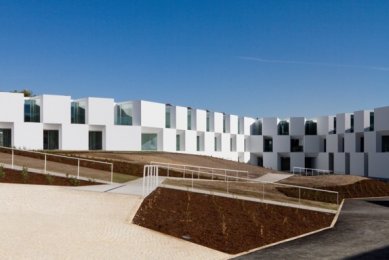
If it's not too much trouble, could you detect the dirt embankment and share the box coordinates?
[0,168,99,186]
[54,151,271,177]
[133,187,334,254]
[278,179,389,203]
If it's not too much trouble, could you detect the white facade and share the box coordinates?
[1,92,389,179]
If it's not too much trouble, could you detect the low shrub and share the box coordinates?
[21,166,29,183]
[46,174,54,185]
[0,165,5,178]
[69,177,80,186]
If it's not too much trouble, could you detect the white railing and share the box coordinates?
[142,165,159,197]
[150,161,249,179]
[293,167,332,176]
[148,163,340,210]
[0,146,114,183]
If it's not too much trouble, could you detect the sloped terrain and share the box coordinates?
[55,151,274,177]
[133,187,334,254]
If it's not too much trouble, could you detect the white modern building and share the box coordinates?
[0,92,389,179]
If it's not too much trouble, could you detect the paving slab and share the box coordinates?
[0,183,228,259]
[235,197,389,260]
[254,173,293,183]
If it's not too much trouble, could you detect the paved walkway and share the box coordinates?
[254,173,293,183]
[72,177,166,196]
[0,183,228,259]
[235,197,389,260]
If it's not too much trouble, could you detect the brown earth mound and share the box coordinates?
[0,168,99,186]
[54,151,271,177]
[133,187,334,254]
[278,179,389,203]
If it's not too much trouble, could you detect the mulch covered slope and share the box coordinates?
[0,168,99,186]
[278,179,389,203]
[133,187,334,254]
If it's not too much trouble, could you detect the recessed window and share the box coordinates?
[165,104,172,128]
[142,133,157,151]
[305,120,317,135]
[89,131,102,150]
[264,137,273,152]
[24,99,40,122]
[71,101,86,124]
[382,136,389,152]
[115,103,132,125]
[0,129,11,147]
[251,120,262,135]
[43,130,59,150]
[278,121,289,135]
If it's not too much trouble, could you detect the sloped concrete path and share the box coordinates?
[235,197,389,260]
[72,177,166,196]
[0,183,228,259]
[254,173,293,183]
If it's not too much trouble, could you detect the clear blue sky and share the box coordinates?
[1,0,389,118]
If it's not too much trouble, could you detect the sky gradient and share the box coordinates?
[1,0,389,118]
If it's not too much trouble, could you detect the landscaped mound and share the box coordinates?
[278,179,389,203]
[133,187,334,254]
[0,168,99,186]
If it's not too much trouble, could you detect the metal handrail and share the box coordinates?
[293,166,332,175]
[150,161,248,173]
[0,146,114,183]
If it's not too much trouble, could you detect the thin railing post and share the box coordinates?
[262,182,265,201]
[224,169,227,181]
[11,149,14,169]
[299,188,301,206]
[227,176,229,193]
[77,159,80,179]
[191,171,194,189]
[110,164,113,184]
[183,166,186,179]
[142,166,146,197]
[44,154,47,174]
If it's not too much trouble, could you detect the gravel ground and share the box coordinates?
[0,183,228,260]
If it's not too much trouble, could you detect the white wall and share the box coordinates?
[369,153,389,178]
[0,92,24,123]
[291,153,304,169]
[87,97,114,125]
[273,136,289,153]
[105,125,141,151]
[290,117,304,136]
[263,117,277,136]
[162,128,176,152]
[334,153,346,174]
[174,106,187,130]
[248,135,263,153]
[354,110,370,133]
[375,106,389,131]
[229,115,238,134]
[344,133,355,153]
[214,112,223,133]
[42,95,71,124]
[194,109,206,132]
[304,136,320,153]
[243,117,255,135]
[140,101,165,128]
[13,122,44,149]
[317,116,330,135]
[350,153,365,176]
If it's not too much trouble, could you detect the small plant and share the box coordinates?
[46,174,54,185]
[0,165,5,179]
[22,166,29,183]
[69,177,80,186]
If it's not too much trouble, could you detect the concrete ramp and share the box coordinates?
[72,177,166,196]
[254,173,293,183]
